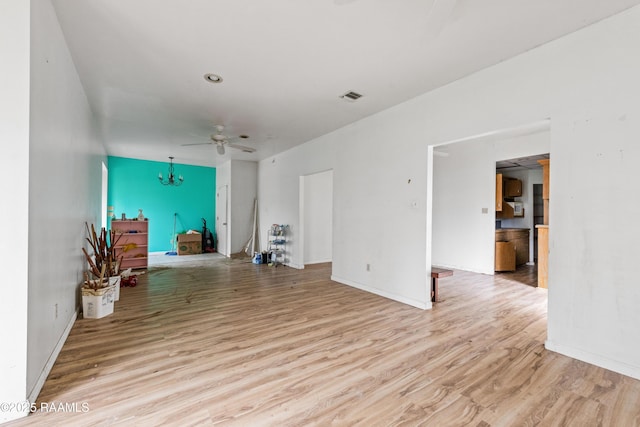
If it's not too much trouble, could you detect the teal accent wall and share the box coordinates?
[107,156,215,252]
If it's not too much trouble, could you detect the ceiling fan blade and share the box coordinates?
[216,144,225,155]
[228,144,256,153]
[181,142,213,147]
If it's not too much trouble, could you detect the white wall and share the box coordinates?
[432,130,549,273]
[259,6,640,379]
[302,170,333,265]
[230,160,258,254]
[259,139,336,270]
[217,160,258,255]
[27,0,105,409]
[0,1,31,423]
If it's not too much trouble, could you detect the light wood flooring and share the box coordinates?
[495,263,538,288]
[8,257,640,426]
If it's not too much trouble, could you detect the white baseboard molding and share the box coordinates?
[28,309,78,404]
[304,258,332,265]
[545,339,640,381]
[285,262,304,270]
[331,275,430,310]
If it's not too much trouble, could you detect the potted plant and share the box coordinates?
[82,222,123,301]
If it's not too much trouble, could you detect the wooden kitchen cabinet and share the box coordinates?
[538,159,550,225]
[537,225,548,288]
[495,228,530,268]
[537,158,550,288]
[495,174,522,219]
[495,241,516,271]
[496,174,503,211]
[504,178,522,197]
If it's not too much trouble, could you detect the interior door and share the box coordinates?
[216,185,228,256]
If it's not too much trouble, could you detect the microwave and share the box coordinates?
[506,201,524,217]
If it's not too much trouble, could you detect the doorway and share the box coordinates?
[216,185,228,256]
[427,119,550,281]
[101,162,108,229]
[495,153,548,286]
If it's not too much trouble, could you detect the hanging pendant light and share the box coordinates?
[158,156,184,186]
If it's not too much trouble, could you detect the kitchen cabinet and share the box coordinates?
[495,228,530,268]
[496,174,523,219]
[111,220,148,270]
[495,241,516,271]
[538,159,550,224]
[504,178,522,197]
[537,158,550,288]
[495,174,503,211]
[536,225,548,288]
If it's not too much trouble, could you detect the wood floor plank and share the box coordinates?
[6,256,640,426]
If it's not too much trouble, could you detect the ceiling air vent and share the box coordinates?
[340,91,363,102]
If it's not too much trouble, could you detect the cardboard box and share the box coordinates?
[177,233,202,255]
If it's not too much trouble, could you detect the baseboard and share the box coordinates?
[28,309,78,403]
[331,275,430,310]
[545,339,640,381]
[285,262,304,270]
[305,258,332,265]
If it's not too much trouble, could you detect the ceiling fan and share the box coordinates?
[182,125,256,155]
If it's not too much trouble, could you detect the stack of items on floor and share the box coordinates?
[177,230,202,255]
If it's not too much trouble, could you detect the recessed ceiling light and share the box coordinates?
[204,73,223,84]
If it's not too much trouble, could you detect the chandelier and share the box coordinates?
[158,156,183,186]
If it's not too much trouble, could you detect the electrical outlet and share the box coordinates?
[481,207,489,214]
[54,303,58,319]
[366,263,371,272]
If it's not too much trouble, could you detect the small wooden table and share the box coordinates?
[431,267,453,302]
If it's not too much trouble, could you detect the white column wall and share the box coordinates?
[229,160,258,254]
[27,0,106,402]
[258,6,640,378]
[0,1,31,423]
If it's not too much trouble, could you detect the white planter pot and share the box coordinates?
[82,282,115,319]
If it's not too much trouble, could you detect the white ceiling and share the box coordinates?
[51,0,640,167]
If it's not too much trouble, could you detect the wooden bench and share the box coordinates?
[431,267,453,302]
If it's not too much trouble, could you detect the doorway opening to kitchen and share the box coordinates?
[494,154,548,288]
[428,119,550,292]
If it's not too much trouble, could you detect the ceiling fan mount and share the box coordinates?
[182,124,256,155]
